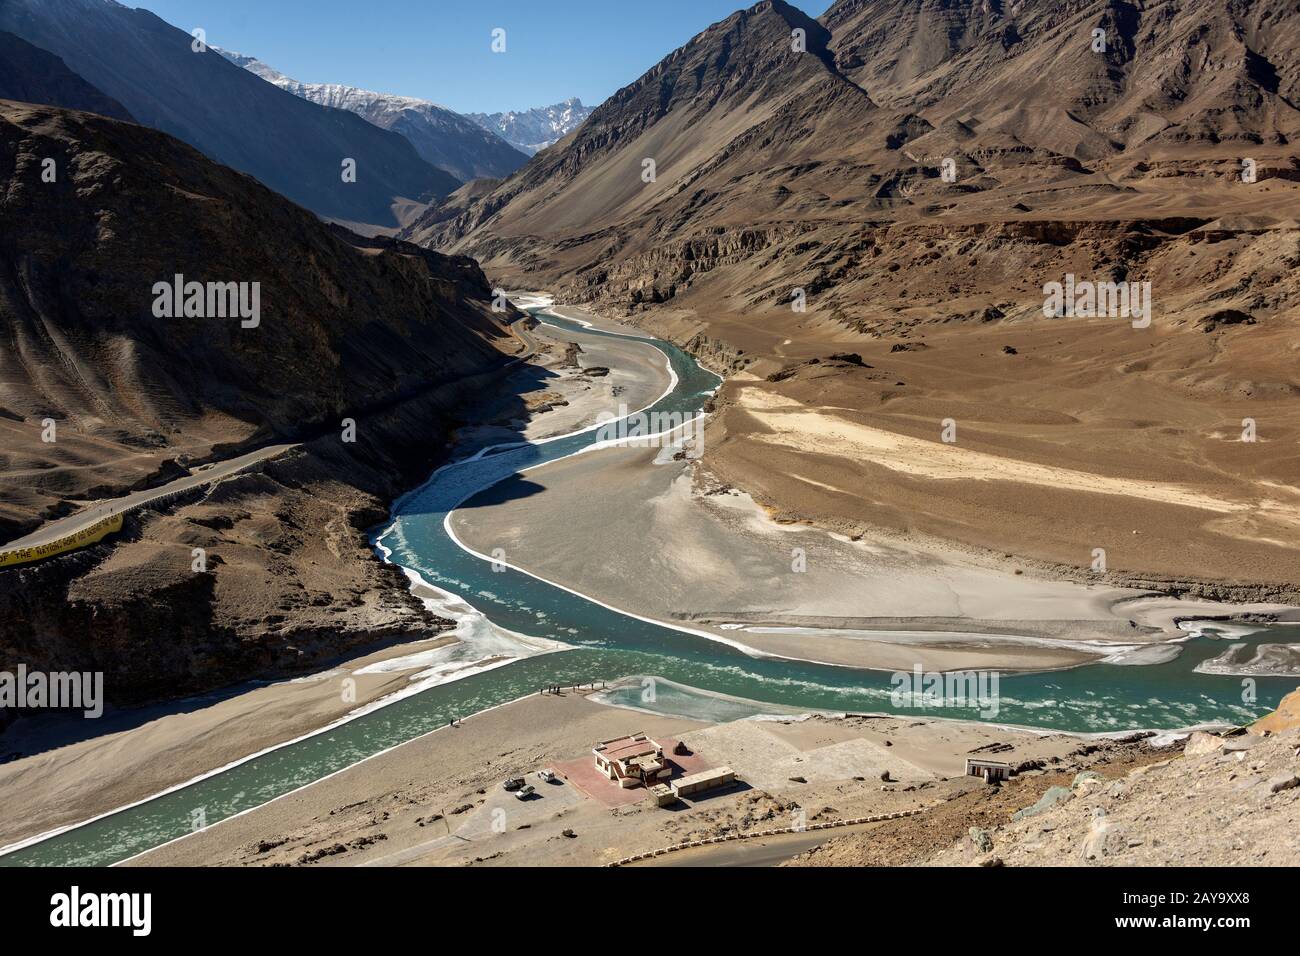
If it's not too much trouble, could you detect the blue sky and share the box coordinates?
[132,0,834,115]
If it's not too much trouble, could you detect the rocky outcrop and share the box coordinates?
[1252,688,1300,736]
[937,694,1300,866]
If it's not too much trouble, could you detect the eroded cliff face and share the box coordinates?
[0,101,527,710]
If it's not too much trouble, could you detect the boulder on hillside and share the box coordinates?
[1012,785,1073,821]
[1183,731,1226,756]
[1251,687,1300,735]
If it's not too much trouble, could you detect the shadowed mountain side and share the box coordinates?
[0,0,459,227]
[0,31,133,121]
[0,100,514,539]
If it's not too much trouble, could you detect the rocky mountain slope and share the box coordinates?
[823,0,1300,151]
[0,0,458,228]
[467,98,594,155]
[960,722,1300,867]
[0,30,133,121]
[217,49,529,183]
[791,687,1300,867]
[0,100,522,704]
[406,0,1300,594]
[780,686,1300,868]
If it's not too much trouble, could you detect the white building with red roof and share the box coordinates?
[592,733,670,789]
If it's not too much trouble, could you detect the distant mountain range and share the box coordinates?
[0,0,458,228]
[216,49,530,183]
[0,0,591,222]
[467,99,594,155]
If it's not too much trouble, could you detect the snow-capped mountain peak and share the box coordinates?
[466,98,594,156]
[215,49,527,183]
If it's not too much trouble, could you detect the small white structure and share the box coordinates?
[965,758,1014,783]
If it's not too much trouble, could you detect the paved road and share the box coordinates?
[510,314,543,358]
[5,303,543,556]
[3,309,539,556]
[1,443,299,552]
[627,819,889,868]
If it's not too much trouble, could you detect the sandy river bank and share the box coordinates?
[450,425,1295,674]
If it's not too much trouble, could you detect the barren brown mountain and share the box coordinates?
[0,101,521,703]
[407,0,1300,595]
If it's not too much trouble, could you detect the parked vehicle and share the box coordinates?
[537,769,556,782]
[502,777,526,792]
[514,784,536,800]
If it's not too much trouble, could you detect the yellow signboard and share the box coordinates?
[0,513,124,568]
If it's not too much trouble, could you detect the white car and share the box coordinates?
[514,784,536,800]
[537,769,556,783]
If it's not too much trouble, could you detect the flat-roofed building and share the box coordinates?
[593,733,669,789]
[646,783,675,807]
[671,766,737,799]
[965,758,1014,783]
